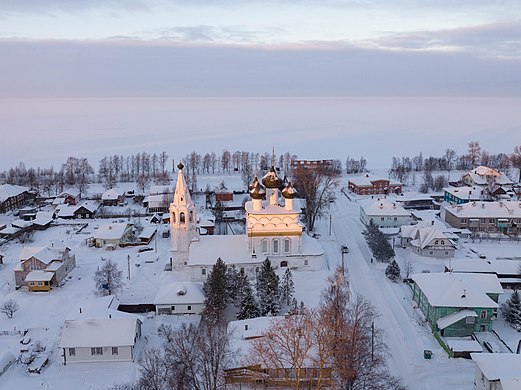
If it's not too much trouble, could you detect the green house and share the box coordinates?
[411,273,502,338]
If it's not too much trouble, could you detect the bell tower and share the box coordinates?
[170,163,197,271]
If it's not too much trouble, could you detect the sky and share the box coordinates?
[0,1,520,170]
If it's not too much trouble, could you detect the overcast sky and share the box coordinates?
[1,0,520,97]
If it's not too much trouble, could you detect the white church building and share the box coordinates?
[169,163,324,282]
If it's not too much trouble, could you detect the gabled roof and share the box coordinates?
[59,318,139,348]
[93,223,132,240]
[102,188,123,200]
[411,273,500,308]
[446,201,521,218]
[19,246,64,265]
[58,188,80,198]
[471,353,521,383]
[408,226,455,249]
[444,186,484,201]
[0,184,29,202]
[349,173,402,187]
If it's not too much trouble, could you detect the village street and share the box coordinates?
[322,188,475,389]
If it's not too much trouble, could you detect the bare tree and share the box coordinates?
[403,259,415,279]
[292,165,339,231]
[511,145,521,183]
[467,141,481,167]
[1,299,19,319]
[94,260,124,296]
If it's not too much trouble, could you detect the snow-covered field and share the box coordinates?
[1,172,520,389]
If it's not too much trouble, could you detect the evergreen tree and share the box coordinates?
[233,269,250,308]
[362,219,379,243]
[256,258,280,316]
[203,258,228,322]
[237,284,260,320]
[280,268,295,308]
[502,290,521,330]
[225,265,239,304]
[363,220,395,262]
[385,260,401,282]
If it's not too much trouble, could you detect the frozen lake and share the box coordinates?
[1,96,520,171]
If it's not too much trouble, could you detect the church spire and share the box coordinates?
[173,162,194,208]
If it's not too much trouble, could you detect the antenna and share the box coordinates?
[271,146,275,167]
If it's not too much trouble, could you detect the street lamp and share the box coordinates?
[341,245,349,275]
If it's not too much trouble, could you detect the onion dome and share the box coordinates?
[249,176,259,191]
[262,166,283,189]
[177,162,184,170]
[250,181,266,200]
[282,181,297,199]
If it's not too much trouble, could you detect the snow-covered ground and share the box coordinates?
[1,171,520,389]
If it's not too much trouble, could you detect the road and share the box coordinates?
[322,189,474,389]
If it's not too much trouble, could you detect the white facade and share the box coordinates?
[360,198,412,228]
[154,282,205,315]
[471,353,521,390]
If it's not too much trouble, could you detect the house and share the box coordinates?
[59,295,142,364]
[400,224,456,257]
[444,258,521,290]
[0,184,32,213]
[170,164,324,282]
[13,246,76,290]
[444,201,521,234]
[154,282,205,315]
[411,273,502,337]
[471,353,521,390]
[348,173,402,195]
[138,226,157,244]
[101,189,124,206]
[360,198,412,228]
[57,201,98,219]
[93,223,134,248]
[462,166,513,189]
[444,186,484,205]
[56,188,81,206]
[395,195,436,210]
[144,185,173,214]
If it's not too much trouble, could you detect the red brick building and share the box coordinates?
[348,174,402,195]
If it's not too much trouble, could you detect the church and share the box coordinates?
[169,163,324,282]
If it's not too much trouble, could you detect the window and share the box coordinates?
[69,348,76,356]
[381,217,384,221]
[171,306,175,311]
[261,239,268,254]
[189,211,193,222]
[280,261,288,267]
[91,347,103,356]
[38,282,43,286]
[172,212,176,223]
[180,212,185,223]
[284,238,291,253]
[434,240,439,245]
[445,251,449,256]
[466,316,475,324]
[394,217,397,221]
[187,305,192,311]
[441,240,445,245]
[428,251,433,255]
[112,347,119,355]
[480,310,487,319]
[304,259,309,266]
[273,239,279,254]
[201,268,206,275]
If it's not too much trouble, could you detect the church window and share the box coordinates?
[189,211,193,222]
[284,238,291,253]
[201,268,206,275]
[280,260,288,267]
[261,239,268,254]
[172,213,176,223]
[273,239,279,254]
[180,212,185,223]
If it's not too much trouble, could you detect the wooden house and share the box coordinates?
[0,184,32,213]
[400,224,456,257]
[57,188,81,206]
[471,353,521,390]
[411,273,502,337]
[93,223,134,248]
[13,246,76,290]
[101,189,124,206]
[348,173,402,195]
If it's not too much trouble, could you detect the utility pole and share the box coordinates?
[127,254,131,280]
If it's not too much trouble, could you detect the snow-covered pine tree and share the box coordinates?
[363,220,395,263]
[280,268,295,309]
[256,258,280,316]
[502,290,521,330]
[203,257,228,321]
[233,269,250,308]
[385,260,401,282]
[225,265,239,304]
[237,284,260,320]
[362,219,379,243]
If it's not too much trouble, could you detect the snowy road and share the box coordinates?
[321,190,475,389]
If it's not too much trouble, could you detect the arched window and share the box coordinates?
[172,212,176,223]
[284,238,291,253]
[261,239,268,254]
[280,260,288,267]
[180,212,186,223]
[189,211,194,222]
[272,239,279,254]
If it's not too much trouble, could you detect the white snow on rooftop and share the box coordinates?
[93,222,132,240]
[154,282,205,305]
[446,201,521,218]
[411,272,501,308]
[24,270,54,282]
[348,173,401,187]
[471,353,521,383]
[59,317,139,348]
[436,309,477,330]
[443,186,484,200]
[360,198,411,217]
[446,259,521,276]
[0,184,29,202]
[102,188,123,200]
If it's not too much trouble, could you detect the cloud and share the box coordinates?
[0,0,148,16]
[0,38,519,98]
[370,21,521,59]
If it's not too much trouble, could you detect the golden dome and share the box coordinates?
[250,181,266,200]
[261,166,282,189]
[282,182,297,199]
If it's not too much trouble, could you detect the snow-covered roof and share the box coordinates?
[411,273,500,308]
[146,194,171,208]
[138,226,157,240]
[436,309,477,330]
[102,188,123,200]
[229,316,285,340]
[57,201,98,217]
[348,173,402,187]
[34,211,53,226]
[93,223,132,240]
[19,246,64,264]
[445,338,482,353]
[154,282,205,305]
[445,259,521,276]
[59,318,139,348]
[360,198,411,217]
[471,353,521,383]
[403,225,455,249]
[444,186,484,201]
[24,270,54,282]
[445,201,521,218]
[58,188,80,198]
[0,184,29,202]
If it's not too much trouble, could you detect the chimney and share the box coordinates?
[431,220,434,226]
[461,289,466,298]
[109,314,112,319]
[79,308,82,314]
